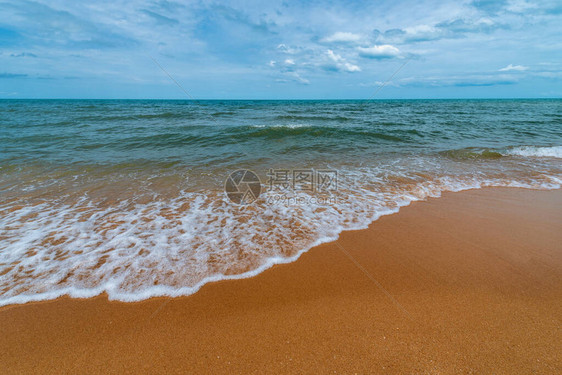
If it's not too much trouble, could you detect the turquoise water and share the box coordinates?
[1,99,561,305]
[2,99,561,165]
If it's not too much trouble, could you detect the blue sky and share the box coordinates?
[0,0,561,99]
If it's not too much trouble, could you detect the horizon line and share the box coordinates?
[1,97,561,101]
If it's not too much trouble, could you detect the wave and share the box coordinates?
[229,125,410,142]
[75,112,196,122]
[440,146,562,160]
[505,146,562,158]
[0,171,560,307]
[273,114,354,122]
[439,148,504,160]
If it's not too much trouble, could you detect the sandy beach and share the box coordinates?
[3,1,561,372]
[1,187,561,374]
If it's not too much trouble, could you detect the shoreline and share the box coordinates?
[1,187,561,373]
[1,184,558,309]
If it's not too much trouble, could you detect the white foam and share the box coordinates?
[0,166,561,307]
[505,146,562,158]
[250,123,309,129]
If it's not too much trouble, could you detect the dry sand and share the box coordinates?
[1,187,561,374]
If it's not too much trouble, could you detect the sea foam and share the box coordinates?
[506,146,562,158]
[0,170,560,307]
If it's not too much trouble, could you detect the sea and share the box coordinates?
[1,99,561,306]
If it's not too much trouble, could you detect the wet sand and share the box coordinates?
[1,187,561,374]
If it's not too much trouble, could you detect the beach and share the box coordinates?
[1,187,561,374]
[2,0,561,372]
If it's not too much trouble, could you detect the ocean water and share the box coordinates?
[1,99,561,306]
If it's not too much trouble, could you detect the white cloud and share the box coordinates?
[357,45,401,59]
[277,44,300,54]
[498,64,529,71]
[402,24,441,41]
[505,0,537,13]
[321,32,362,43]
[398,73,519,87]
[287,72,310,84]
[325,50,361,72]
[345,63,361,72]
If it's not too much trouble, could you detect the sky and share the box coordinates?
[0,0,561,99]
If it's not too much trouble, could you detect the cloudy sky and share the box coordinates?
[1,0,561,99]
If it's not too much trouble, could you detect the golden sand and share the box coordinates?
[1,187,561,374]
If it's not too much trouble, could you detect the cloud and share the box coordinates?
[202,4,277,35]
[277,44,301,54]
[269,45,360,84]
[321,32,362,43]
[400,25,442,42]
[531,62,562,78]
[398,73,519,87]
[287,72,310,85]
[358,45,401,59]
[435,18,500,34]
[471,0,508,15]
[453,80,515,87]
[0,0,560,98]
[323,50,361,72]
[498,64,528,71]
[268,42,362,86]
[274,70,310,85]
[1,1,138,49]
[10,52,37,58]
[140,9,179,25]
[152,0,186,13]
[375,17,505,44]
[505,0,537,13]
[473,0,539,15]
